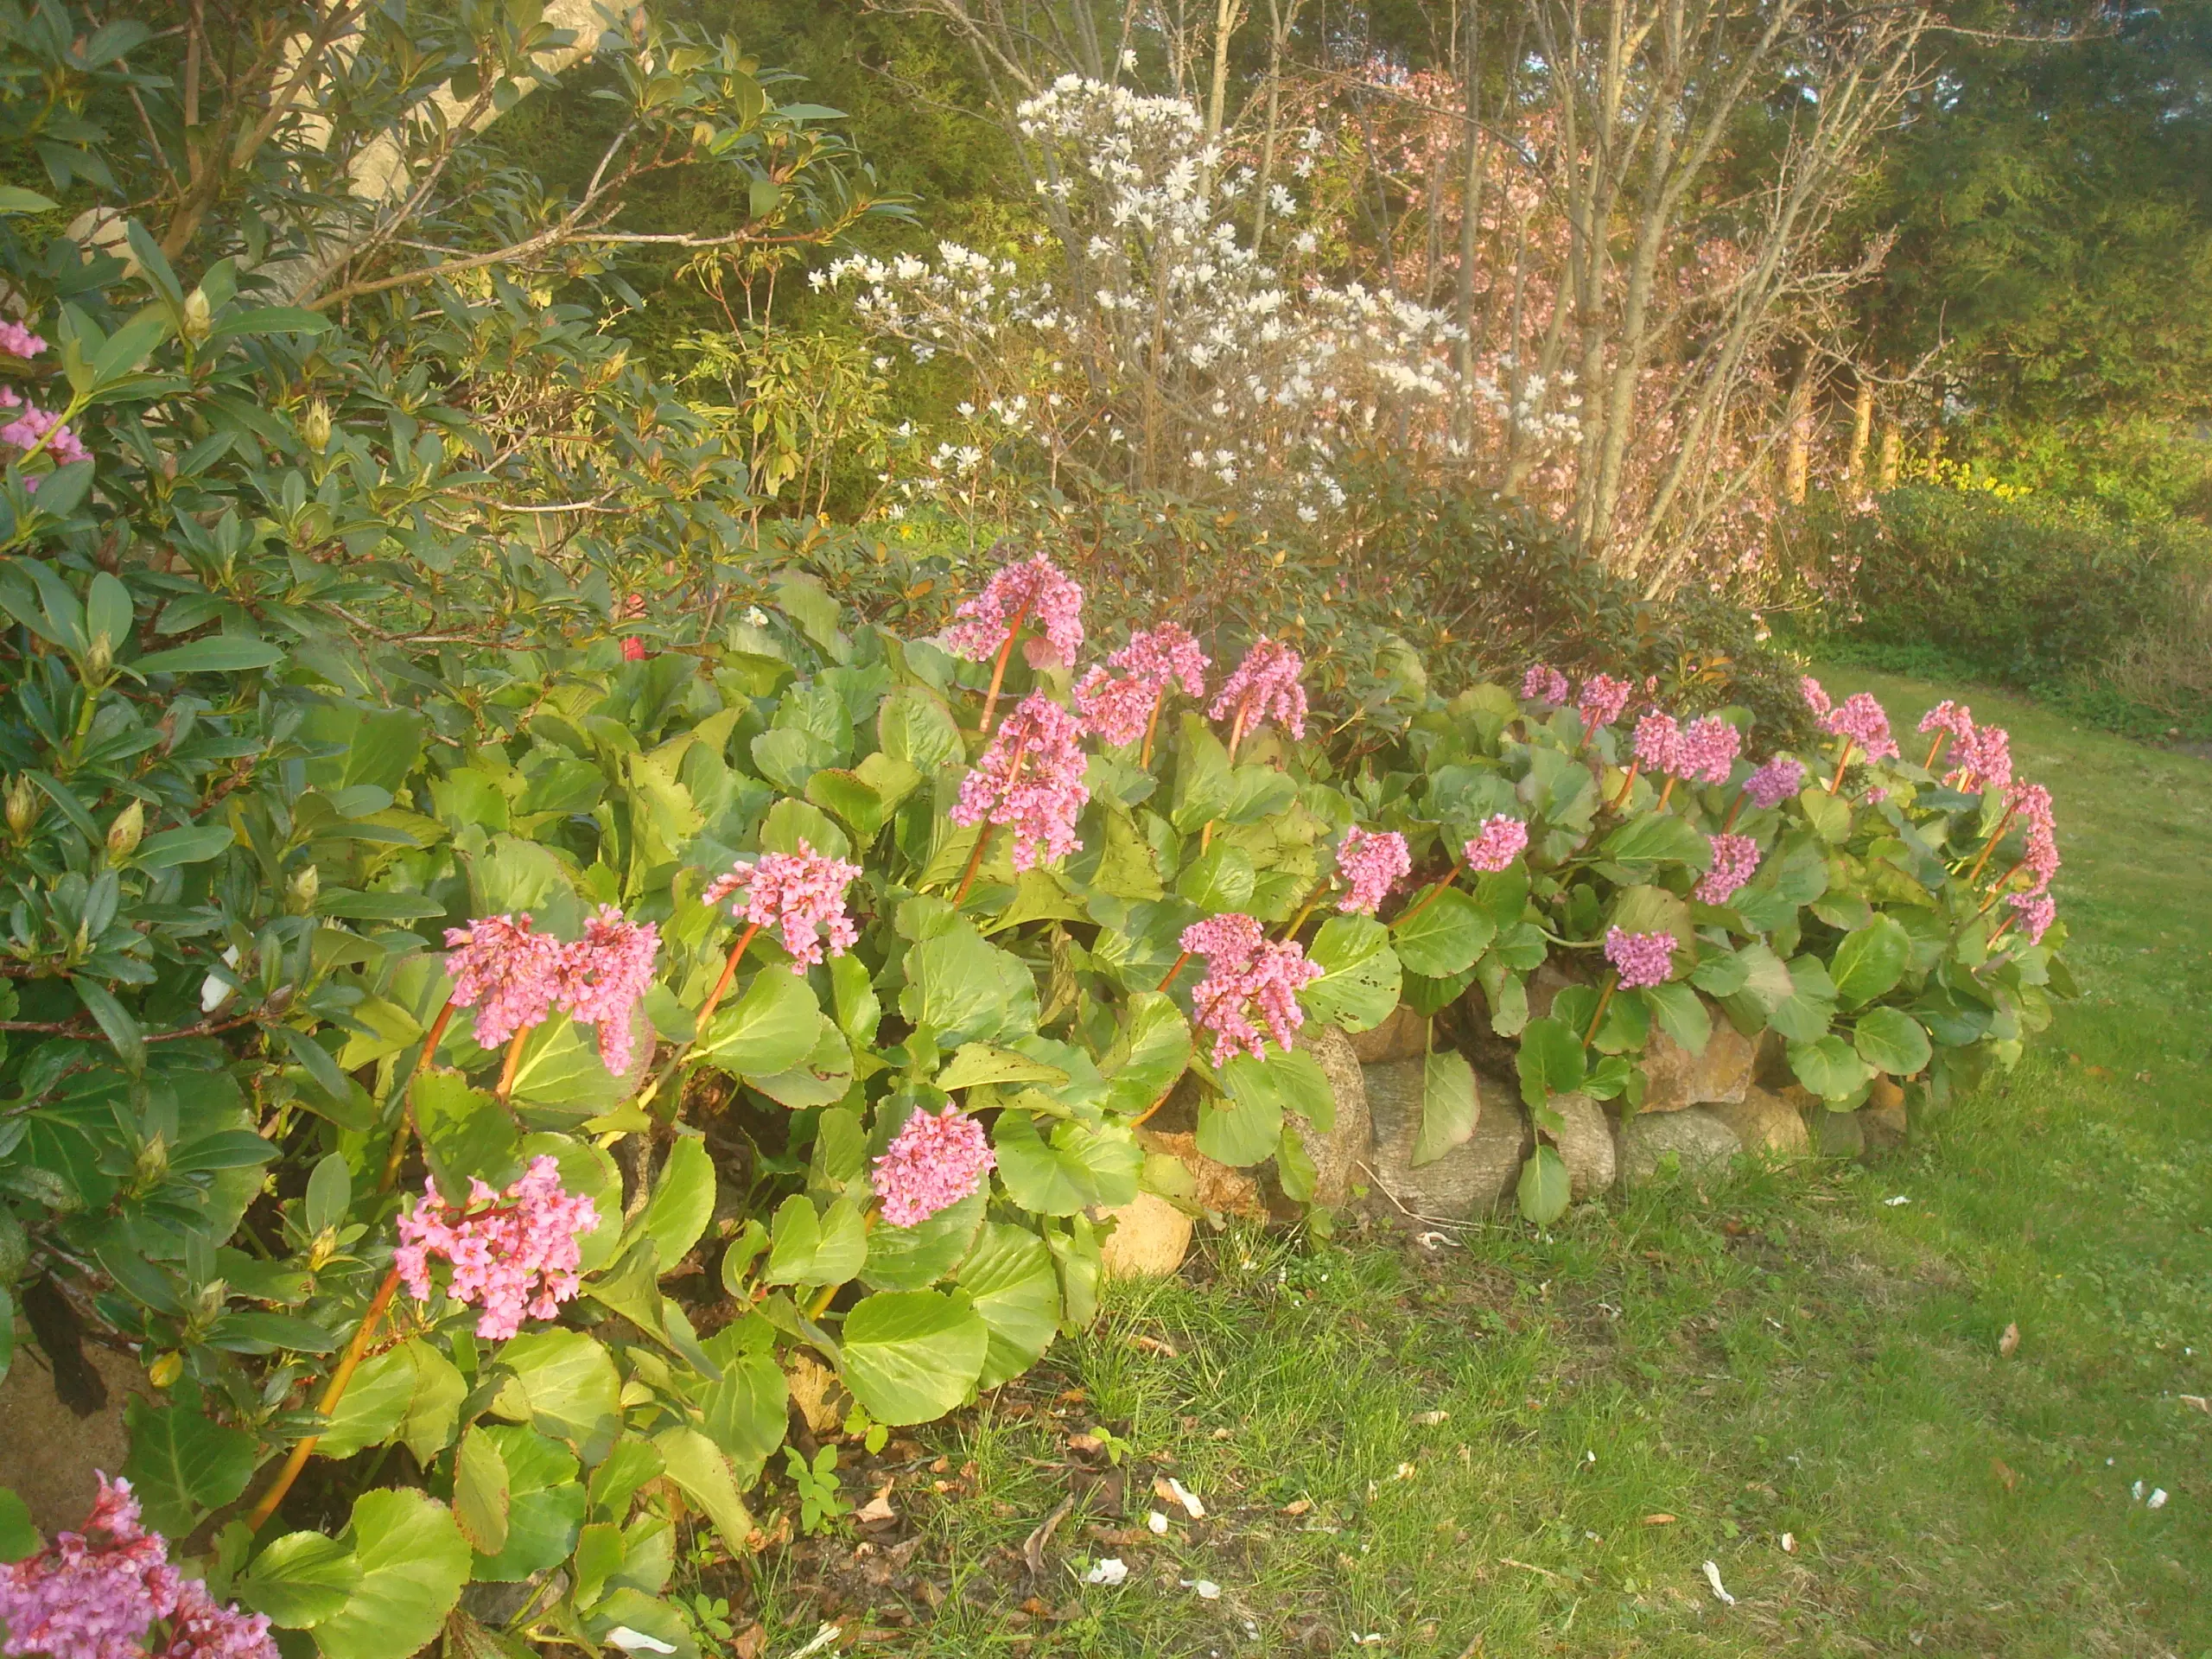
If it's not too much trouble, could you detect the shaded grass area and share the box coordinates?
[737,668,2212,1658]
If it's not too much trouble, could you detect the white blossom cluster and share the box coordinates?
[819,76,1482,523]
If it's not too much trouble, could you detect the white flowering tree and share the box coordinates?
[822,77,1558,527]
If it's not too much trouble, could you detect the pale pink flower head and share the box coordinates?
[1819,691,1900,762]
[0,320,47,359]
[1800,675,1833,718]
[0,1474,276,1659]
[1463,814,1529,873]
[1603,926,1676,989]
[950,692,1090,872]
[444,914,567,1051]
[2005,780,2060,894]
[1577,673,1633,729]
[1674,715,1742,785]
[1179,912,1323,1065]
[395,1155,599,1340]
[1210,637,1307,742]
[1918,699,1974,748]
[1694,833,1762,906]
[1633,711,1681,773]
[0,389,90,467]
[872,1107,996,1228]
[2007,891,2056,947]
[1074,622,1211,747]
[1741,753,1807,809]
[1951,722,2013,793]
[1334,825,1410,915]
[703,839,863,974]
[1522,663,1569,704]
[942,550,1084,668]
[555,906,659,1075]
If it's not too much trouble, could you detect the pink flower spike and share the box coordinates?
[950,692,1090,871]
[1576,674,1633,729]
[1951,723,2013,793]
[1674,715,1742,785]
[0,320,47,359]
[1918,699,1974,744]
[703,840,863,973]
[1522,663,1569,704]
[1077,622,1211,747]
[1463,815,1529,873]
[873,1107,996,1227]
[1819,692,1900,762]
[1210,637,1307,743]
[2007,891,2056,947]
[942,550,1084,667]
[395,1156,599,1340]
[1335,825,1410,915]
[1694,833,1762,906]
[1741,754,1807,809]
[1800,676,1833,718]
[556,906,659,1075]
[443,914,567,1051]
[1633,711,1681,773]
[1604,926,1676,989]
[1179,913,1322,1065]
[0,1474,276,1659]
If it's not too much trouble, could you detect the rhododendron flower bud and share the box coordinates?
[1522,663,1569,704]
[0,1475,276,1659]
[2007,891,2056,947]
[444,914,567,1050]
[620,636,647,662]
[1179,912,1322,1065]
[1800,675,1832,718]
[395,1155,598,1340]
[1210,637,1307,742]
[1334,825,1409,914]
[1075,622,1210,746]
[873,1106,996,1227]
[1577,673,1633,729]
[1741,754,1806,809]
[943,550,1084,667]
[1694,833,1762,906]
[1633,711,1681,772]
[1463,815,1529,873]
[703,840,862,973]
[1604,926,1675,989]
[950,692,1090,870]
[1818,691,1900,762]
[1674,715,1742,785]
[556,906,659,1074]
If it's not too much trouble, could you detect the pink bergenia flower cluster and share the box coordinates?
[1918,700,1974,751]
[1633,712,1738,783]
[942,551,1084,668]
[395,1155,599,1340]
[704,840,862,973]
[1180,912,1324,1065]
[1604,926,1676,989]
[0,1475,275,1659]
[1920,702,2013,792]
[872,1106,996,1227]
[1210,638,1307,742]
[1334,825,1410,915]
[1577,673,1634,729]
[950,692,1090,871]
[2005,780,2061,895]
[0,321,47,359]
[1075,622,1209,746]
[0,385,90,467]
[1522,663,1569,704]
[1463,814,1529,873]
[1632,711,1680,772]
[1815,689,1901,762]
[1800,676,1832,719]
[1741,753,1807,809]
[1694,833,1762,906]
[2008,891,2056,947]
[446,910,661,1071]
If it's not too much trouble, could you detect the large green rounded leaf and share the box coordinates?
[121,1399,255,1537]
[1411,1048,1477,1167]
[1853,1007,1933,1076]
[312,1490,468,1659]
[237,1531,360,1629]
[837,1289,989,1426]
[1829,916,1910,1008]
[1203,1046,1334,1167]
[697,1333,788,1483]
[652,1427,756,1556]
[491,1328,621,1465]
[899,924,1039,1047]
[1516,1144,1572,1225]
[1099,992,1192,1116]
[1174,842,1255,911]
[991,1112,1141,1215]
[1789,1033,1873,1102]
[314,1342,417,1459]
[1514,1015,1586,1111]
[957,1223,1062,1389]
[861,1186,986,1291]
[1390,887,1495,979]
[469,1426,583,1581]
[1301,916,1402,1033]
[637,1136,715,1268]
[697,967,820,1077]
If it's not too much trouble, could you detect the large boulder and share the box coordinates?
[1292,1025,1373,1206]
[1550,1092,1617,1199]
[1638,1016,1754,1113]
[1861,1077,1909,1154]
[1098,1192,1194,1278]
[1616,1106,1742,1187]
[0,1341,146,1533]
[1362,1056,1530,1218]
[1135,1128,1267,1218]
[1705,1086,1812,1157]
[1345,1004,1430,1065]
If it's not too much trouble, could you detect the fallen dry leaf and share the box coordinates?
[1412,1408,1451,1427]
[1999,1322,2020,1357]
[1022,1496,1077,1578]
[1153,1474,1205,1518]
[2180,1395,2210,1414]
[1281,1497,1313,1516]
[731,1625,767,1659]
[1641,1514,1677,1527]
[1066,1432,1105,1455]
[855,1482,897,1525]
[1992,1457,2019,1492]
[1129,1333,1179,1357]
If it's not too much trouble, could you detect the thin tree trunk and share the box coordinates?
[1846,374,1874,484]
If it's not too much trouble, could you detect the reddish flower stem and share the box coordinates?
[1975,858,2029,915]
[952,823,996,907]
[1607,759,1640,811]
[1157,950,1192,994]
[1923,733,1948,771]
[1961,805,2019,887]
[1395,862,1465,927]
[379,999,455,1194]
[1582,974,1619,1046]
[1655,777,1676,812]
[245,1264,404,1534]
[694,923,761,1039]
[493,1025,530,1108]
[1140,699,1164,771]
[1826,737,1857,796]
[1721,791,1749,832]
[977,594,1035,737]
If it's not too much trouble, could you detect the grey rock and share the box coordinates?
[1616,1106,1743,1187]
[1345,1003,1431,1065]
[1293,1025,1374,1206]
[1639,1014,1754,1112]
[0,1342,143,1533]
[1550,1091,1617,1198]
[1705,1085,1813,1156]
[1362,1056,1530,1218]
[1860,1099,1909,1157]
[1809,1103,1866,1159]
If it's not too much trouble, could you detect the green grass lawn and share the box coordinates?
[735,668,2212,1659]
